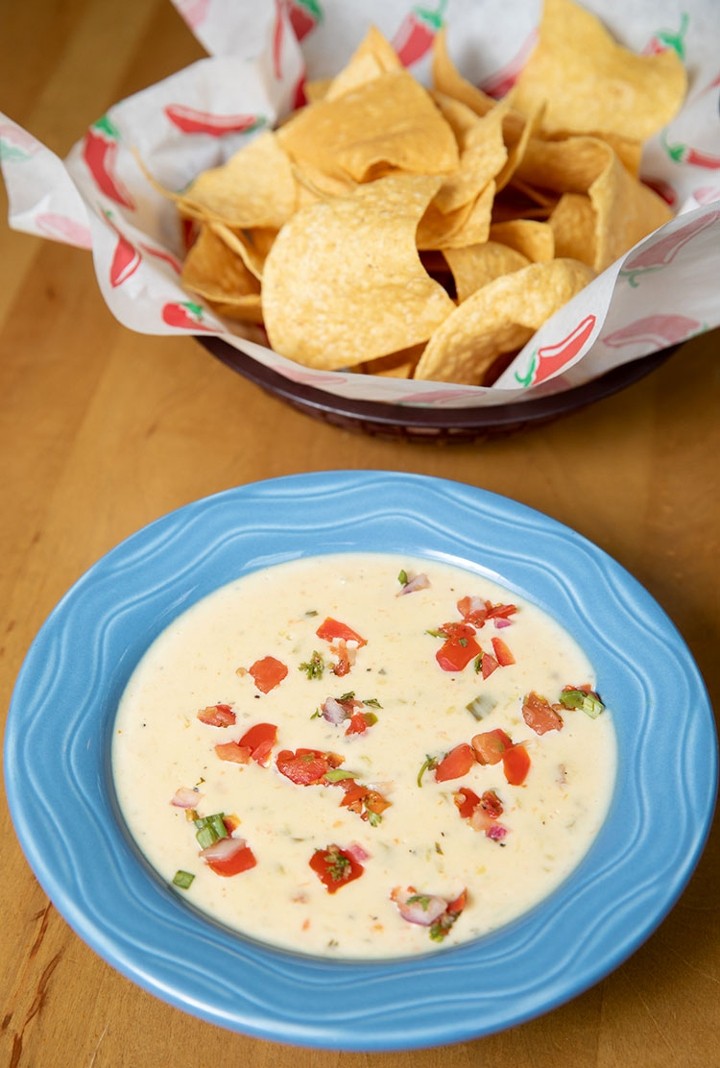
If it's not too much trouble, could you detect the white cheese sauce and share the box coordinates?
[112,552,616,959]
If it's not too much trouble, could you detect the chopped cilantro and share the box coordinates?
[299,651,325,679]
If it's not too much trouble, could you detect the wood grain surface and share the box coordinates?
[1,3,718,1066]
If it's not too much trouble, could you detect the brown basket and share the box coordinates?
[199,337,676,444]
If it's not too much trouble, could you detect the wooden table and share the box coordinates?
[1,2,718,1065]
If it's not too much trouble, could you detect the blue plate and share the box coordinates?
[5,472,717,1051]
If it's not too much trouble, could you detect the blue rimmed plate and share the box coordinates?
[4,472,716,1051]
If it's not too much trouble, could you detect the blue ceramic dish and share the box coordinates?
[5,471,716,1051]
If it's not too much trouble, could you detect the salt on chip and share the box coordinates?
[414,258,595,385]
[277,70,458,182]
[178,131,297,230]
[489,220,555,262]
[510,0,687,140]
[443,241,531,303]
[261,174,456,369]
[549,194,596,267]
[181,225,262,322]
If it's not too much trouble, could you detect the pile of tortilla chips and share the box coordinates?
[163,0,686,386]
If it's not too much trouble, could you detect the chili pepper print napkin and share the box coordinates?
[1,0,718,408]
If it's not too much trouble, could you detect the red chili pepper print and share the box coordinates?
[620,210,720,287]
[161,300,217,332]
[35,213,93,249]
[481,29,538,98]
[164,104,264,137]
[286,0,322,41]
[642,13,689,59]
[82,115,134,209]
[391,0,447,67]
[603,314,702,351]
[662,132,720,171]
[517,314,597,386]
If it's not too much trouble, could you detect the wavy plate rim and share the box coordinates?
[4,471,717,1051]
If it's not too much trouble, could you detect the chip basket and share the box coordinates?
[200,337,675,443]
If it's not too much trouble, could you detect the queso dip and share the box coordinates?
[112,553,616,959]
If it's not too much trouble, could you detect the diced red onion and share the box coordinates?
[391,887,448,926]
[199,835,247,863]
[494,617,513,629]
[170,786,201,808]
[321,696,348,724]
[346,842,371,863]
[397,573,431,596]
[486,823,508,841]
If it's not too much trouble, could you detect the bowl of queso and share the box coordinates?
[5,472,716,1050]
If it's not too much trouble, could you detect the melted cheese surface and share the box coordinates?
[112,553,616,959]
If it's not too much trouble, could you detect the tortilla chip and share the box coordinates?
[443,241,531,303]
[489,219,555,262]
[549,194,596,266]
[277,70,458,182]
[417,181,496,250]
[181,225,262,322]
[515,135,613,194]
[431,93,508,213]
[261,174,455,369]
[208,223,277,280]
[178,131,297,230]
[359,344,425,378]
[431,27,527,143]
[510,0,687,140]
[589,152,673,270]
[324,25,403,101]
[414,258,595,384]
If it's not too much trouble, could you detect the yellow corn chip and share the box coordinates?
[431,93,508,213]
[208,223,277,280]
[510,0,687,139]
[277,70,458,182]
[261,174,455,369]
[414,258,595,385]
[181,225,262,323]
[179,131,297,229]
[489,219,555,262]
[324,25,403,101]
[549,194,596,266]
[589,152,673,270]
[443,241,531,303]
[417,181,496,250]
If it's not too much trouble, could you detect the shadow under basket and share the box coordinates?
[199,337,676,444]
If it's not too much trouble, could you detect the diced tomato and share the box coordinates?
[331,644,353,677]
[316,617,367,648]
[197,703,236,727]
[309,845,364,893]
[486,602,517,623]
[446,889,467,915]
[457,598,517,627]
[522,691,564,735]
[471,728,512,765]
[203,839,257,877]
[503,743,531,786]
[214,740,251,763]
[435,743,476,782]
[248,655,288,693]
[436,633,481,672]
[479,650,499,679]
[345,711,376,736]
[479,788,503,819]
[491,637,515,666]
[339,781,368,809]
[453,786,481,819]
[238,721,277,765]
[276,747,342,785]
